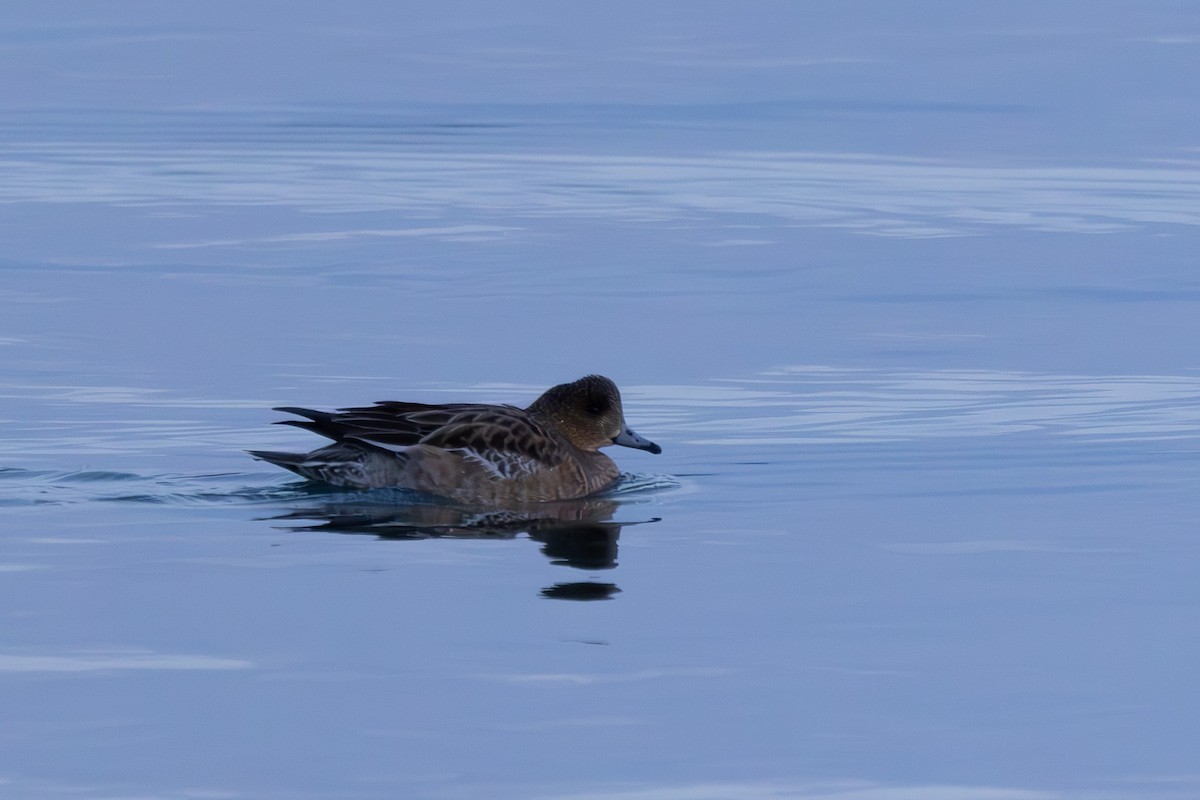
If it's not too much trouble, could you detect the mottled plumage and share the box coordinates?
[248,375,661,505]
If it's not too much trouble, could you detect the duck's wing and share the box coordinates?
[351,406,569,478]
[273,402,483,445]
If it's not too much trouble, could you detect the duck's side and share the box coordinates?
[250,429,618,504]
[251,441,620,503]
[249,375,660,504]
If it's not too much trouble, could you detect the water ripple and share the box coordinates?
[3,368,1197,507]
[636,367,1200,444]
[0,650,253,673]
[2,113,1197,238]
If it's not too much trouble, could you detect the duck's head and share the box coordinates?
[528,375,662,454]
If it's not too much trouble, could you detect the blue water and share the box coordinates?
[3,3,1200,799]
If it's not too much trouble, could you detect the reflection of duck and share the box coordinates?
[541,582,620,601]
[268,495,657,600]
[249,375,661,505]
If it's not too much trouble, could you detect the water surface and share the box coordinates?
[2,4,1200,799]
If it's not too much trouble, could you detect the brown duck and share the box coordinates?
[249,375,661,505]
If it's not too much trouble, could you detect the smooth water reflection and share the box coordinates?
[268,493,657,601]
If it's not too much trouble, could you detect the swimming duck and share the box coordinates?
[248,375,661,505]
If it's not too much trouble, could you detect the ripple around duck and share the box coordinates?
[611,473,684,496]
[0,468,684,509]
[3,367,1198,508]
[50,469,147,483]
[0,468,300,508]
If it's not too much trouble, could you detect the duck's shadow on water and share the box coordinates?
[2,467,676,601]
[264,485,664,601]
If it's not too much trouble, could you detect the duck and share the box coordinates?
[248,375,661,505]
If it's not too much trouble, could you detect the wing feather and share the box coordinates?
[277,402,567,475]
[272,402,525,445]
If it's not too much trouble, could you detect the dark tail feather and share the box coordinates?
[271,407,343,440]
[273,406,335,422]
[275,419,333,436]
[246,450,311,477]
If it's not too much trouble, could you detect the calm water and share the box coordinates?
[3,4,1200,799]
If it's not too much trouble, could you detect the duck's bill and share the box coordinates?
[613,427,662,454]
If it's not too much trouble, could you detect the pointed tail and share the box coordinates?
[246,449,312,478]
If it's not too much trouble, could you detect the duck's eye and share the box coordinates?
[585,399,608,415]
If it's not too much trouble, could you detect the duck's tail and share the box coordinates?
[246,449,313,478]
[248,446,388,489]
